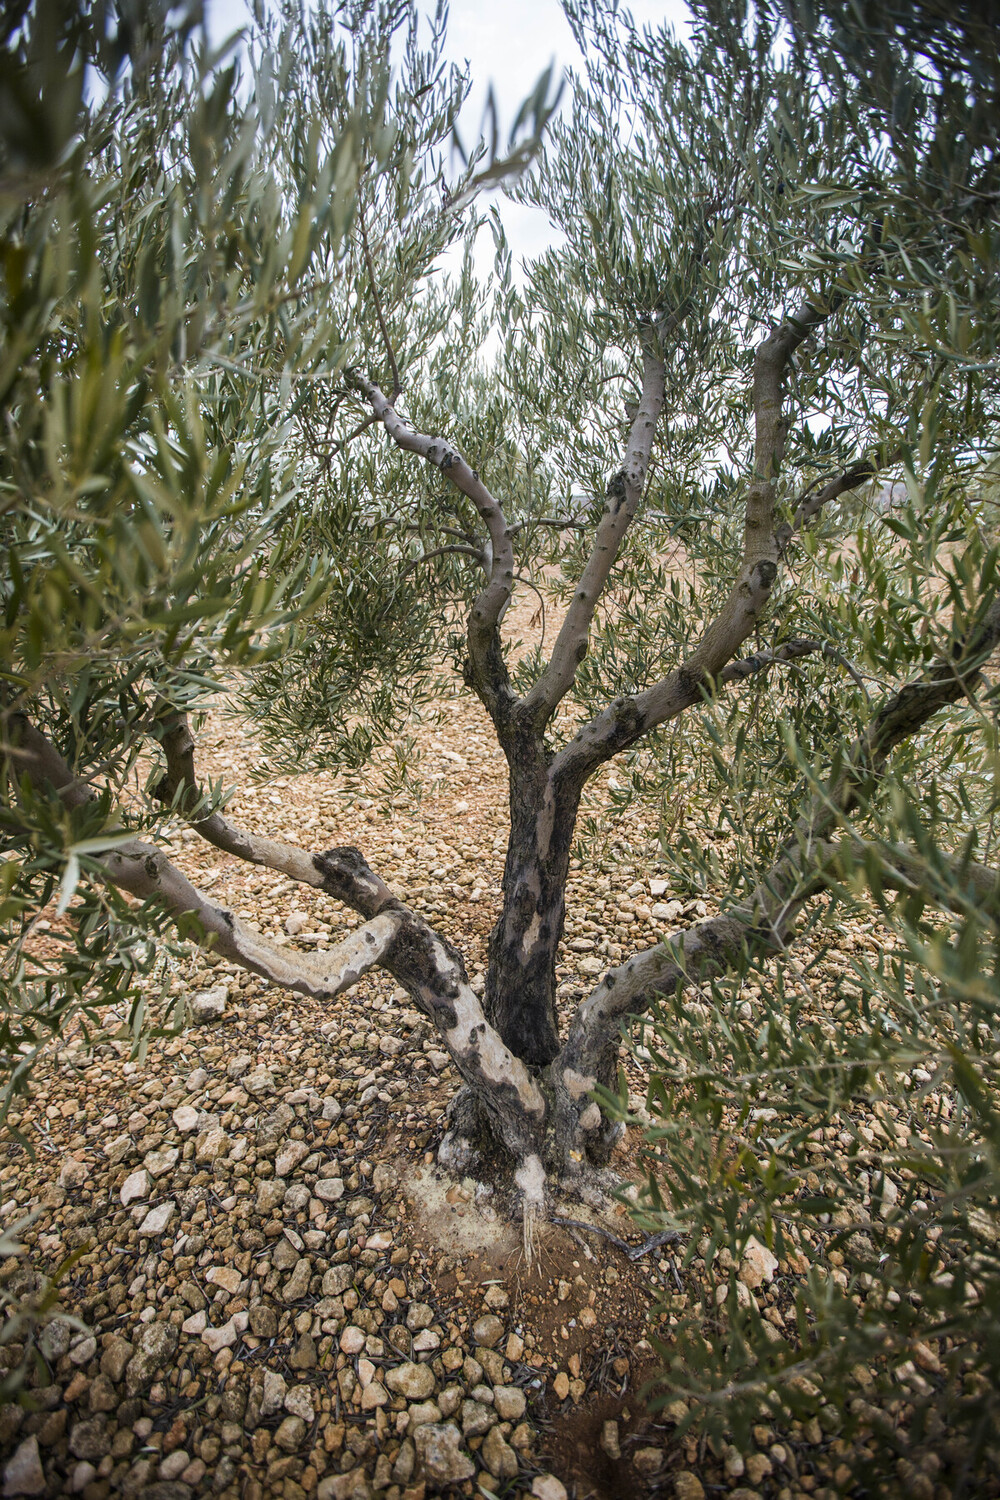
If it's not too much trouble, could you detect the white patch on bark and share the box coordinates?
[430,939,546,1120]
[578,1102,602,1133]
[536,783,556,861]
[562,1067,597,1099]
[521,910,542,957]
[212,910,401,999]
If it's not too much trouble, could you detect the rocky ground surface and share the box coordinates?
[0,595,990,1500]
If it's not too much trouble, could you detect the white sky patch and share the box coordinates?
[205,0,691,276]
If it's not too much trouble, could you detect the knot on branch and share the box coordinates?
[606,468,628,512]
[315,846,372,880]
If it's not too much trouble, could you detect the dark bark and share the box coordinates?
[483,729,582,1067]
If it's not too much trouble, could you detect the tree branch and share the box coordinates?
[398,544,486,580]
[550,300,848,785]
[9,712,548,1160]
[349,373,518,729]
[743,299,831,567]
[717,636,824,685]
[358,195,401,402]
[558,596,1000,1082]
[524,324,667,727]
[775,460,879,554]
[311,846,547,1154]
[5,713,400,1001]
[151,708,328,890]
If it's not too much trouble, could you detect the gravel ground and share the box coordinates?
[0,594,989,1500]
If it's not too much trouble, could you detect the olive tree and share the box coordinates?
[3,0,999,1281]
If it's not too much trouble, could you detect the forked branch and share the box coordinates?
[8,713,548,1162]
[350,373,518,728]
[557,598,1000,1081]
[524,329,667,725]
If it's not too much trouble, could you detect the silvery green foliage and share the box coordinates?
[533,2,999,1481]
[0,0,560,1114]
[2,0,999,1481]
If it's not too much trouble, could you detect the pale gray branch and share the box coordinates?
[556,598,1000,1081]
[524,331,667,726]
[9,713,549,1160]
[350,372,517,726]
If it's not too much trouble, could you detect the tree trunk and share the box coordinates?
[483,747,581,1068]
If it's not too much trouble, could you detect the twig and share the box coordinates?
[556,1217,682,1260]
[399,544,487,581]
[515,573,547,653]
[358,194,401,402]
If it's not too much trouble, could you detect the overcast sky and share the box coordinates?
[205,1,690,268]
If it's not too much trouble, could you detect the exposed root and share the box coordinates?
[436,1127,477,1176]
[514,1153,547,1269]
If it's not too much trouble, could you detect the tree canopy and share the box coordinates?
[2,0,1000,1479]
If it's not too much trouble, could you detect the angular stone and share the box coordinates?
[317,1472,372,1500]
[99,1336,132,1383]
[739,1236,779,1290]
[120,1169,151,1207]
[406,1402,442,1433]
[205,1266,242,1295]
[38,1320,70,1368]
[493,1385,526,1421]
[248,1302,278,1339]
[461,1398,495,1437]
[68,1461,97,1493]
[68,1416,108,1462]
[360,1381,388,1410]
[201,1319,239,1353]
[3,1435,45,1496]
[672,1474,705,1500]
[385,1362,436,1401]
[340,1327,366,1356]
[190,984,227,1023]
[195,1128,230,1165]
[599,1419,621,1460]
[283,1385,315,1423]
[125,1322,178,1396]
[138,1201,175,1237]
[322,1265,354,1296]
[260,1370,287,1417]
[255,1178,286,1214]
[244,1068,276,1097]
[105,1135,133,1165]
[144,1148,179,1178]
[171,1105,199,1132]
[481,1424,518,1480]
[531,1478,568,1500]
[413,1423,475,1486]
[58,1158,88,1190]
[70,1335,97,1366]
[274,1415,306,1452]
[275,1140,309,1177]
[392,1439,415,1485]
[288,1331,316,1370]
[634,1446,664,1476]
[282,1258,311,1303]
